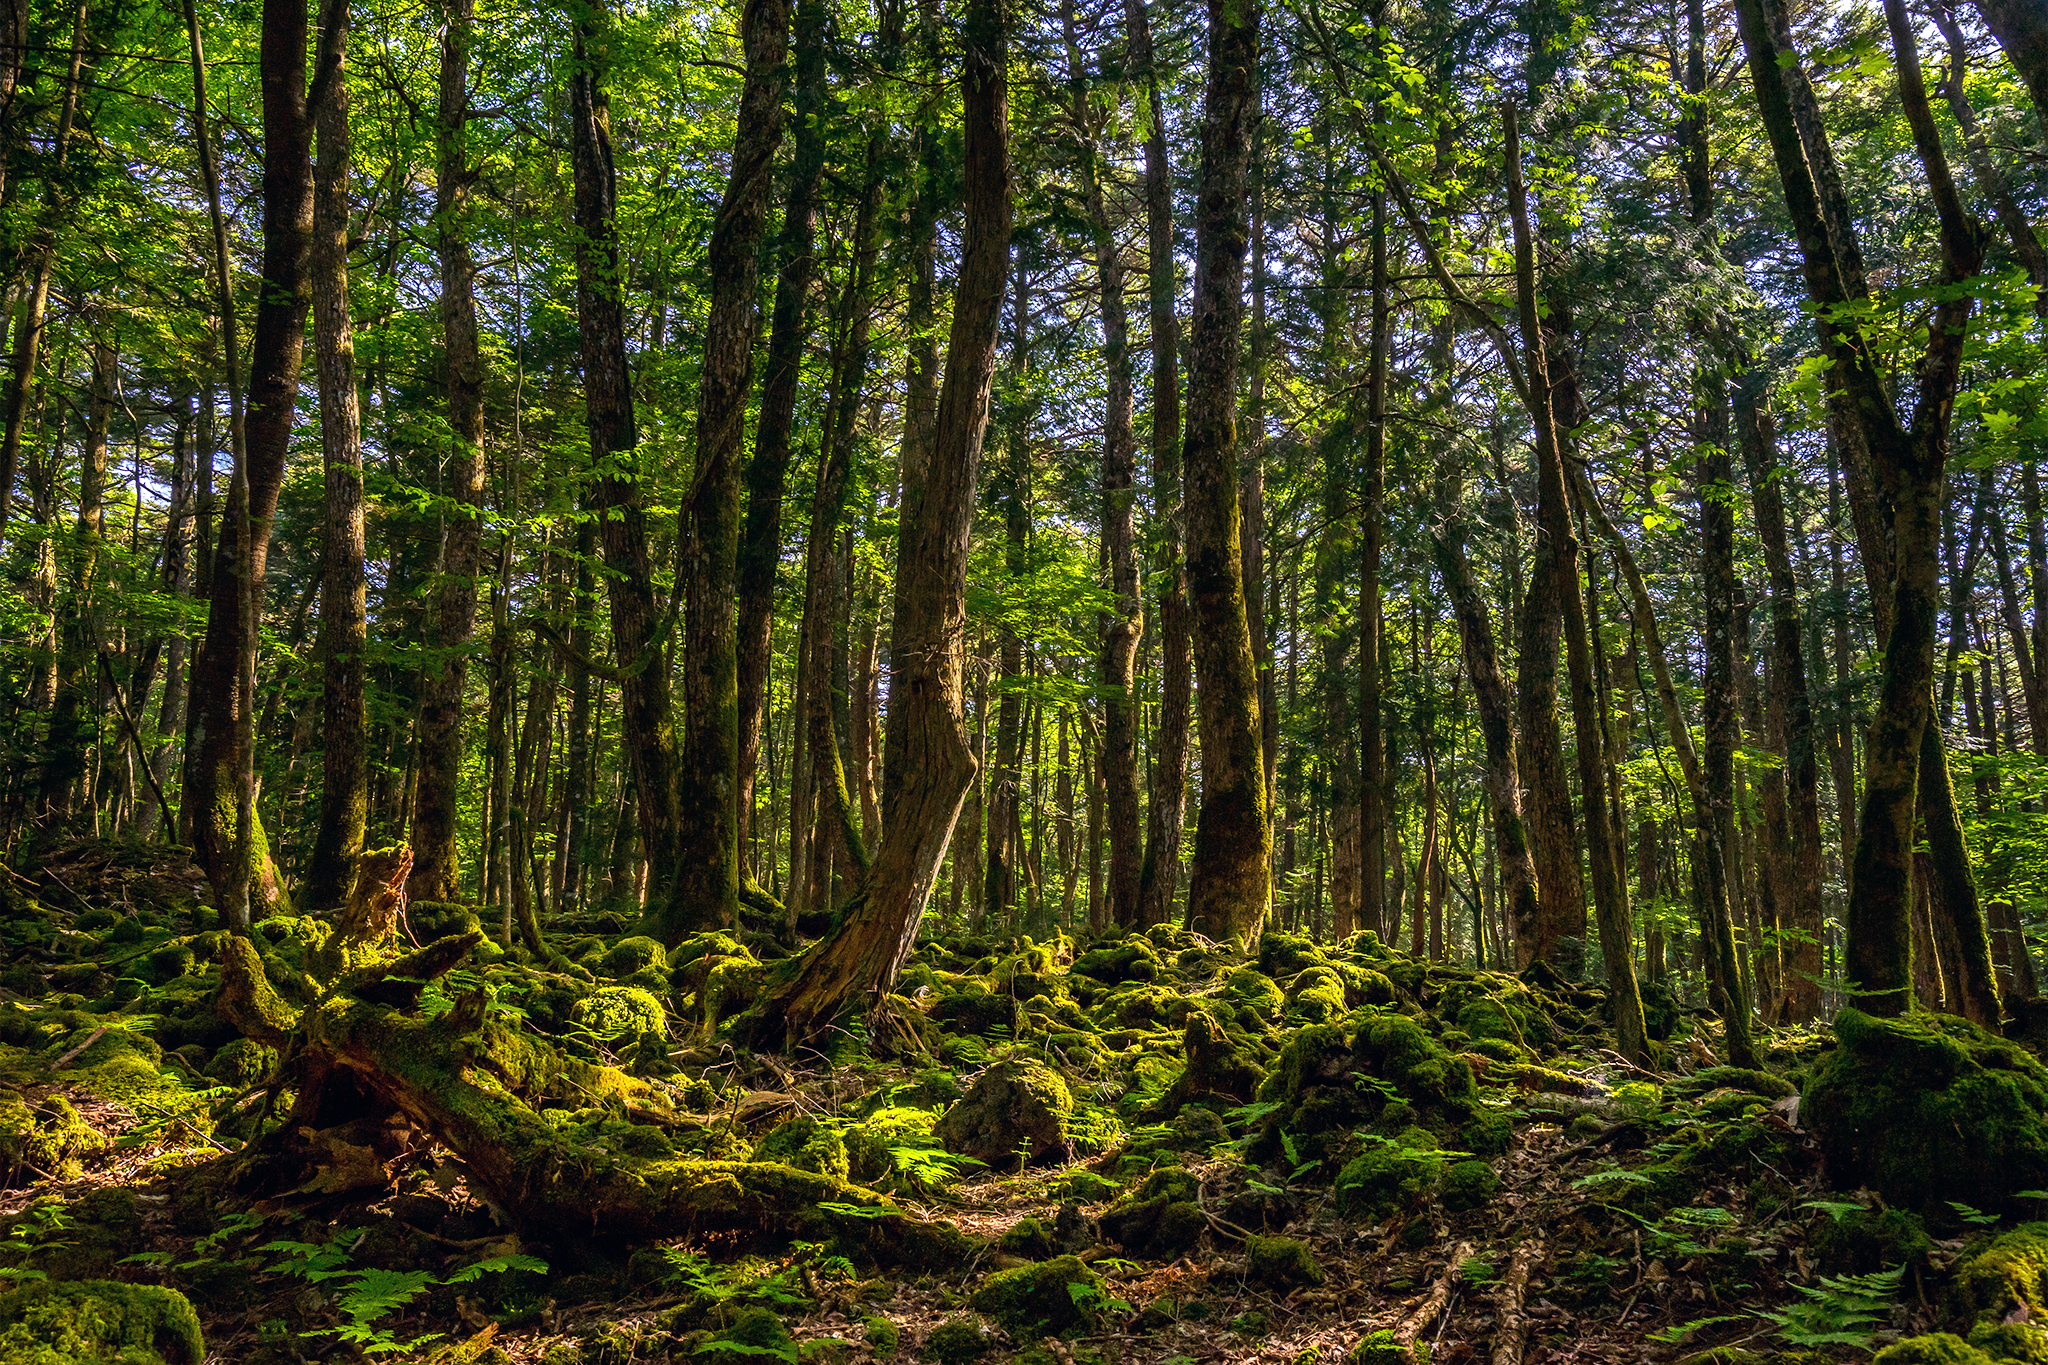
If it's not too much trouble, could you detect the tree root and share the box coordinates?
[220,933,974,1265]
[1490,1238,1542,1365]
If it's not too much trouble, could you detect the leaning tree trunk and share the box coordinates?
[184,0,312,922]
[739,0,1010,1049]
[1970,0,2048,155]
[407,0,488,905]
[1181,0,1268,945]
[306,0,367,912]
[664,0,790,941]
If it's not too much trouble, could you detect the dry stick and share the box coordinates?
[1491,1238,1543,1365]
[97,652,177,836]
[48,1025,108,1070]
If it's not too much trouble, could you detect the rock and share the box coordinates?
[1073,937,1163,985]
[0,1279,204,1365]
[599,936,670,981]
[1153,1012,1264,1118]
[1440,1159,1500,1212]
[0,1092,105,1182]
[1809,1205,1930,1276]
[970,1254,1104,1336]
[864,1315,901,1355]
[755,1115,852,1182]
[1667,1067,1796,1101]
[697,1307,794,1365]
[1244,1234,1321,1289]
[1101,1168,1208,1258]
[1804,1009,2048,1214]
[1336,1129,1446,1220]
[934,1059,1073,1169]
[1001,1216,1057,1260]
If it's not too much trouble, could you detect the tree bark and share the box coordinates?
[1181,0,1268,944]
[307,0,367,912]
[1970,0,2048,154]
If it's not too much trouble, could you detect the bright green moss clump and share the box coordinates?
[571,985,667,1043]
[0,1092,106,1179]
[1803,1010,2048,1214]
[1944,1222,2048,1329]
[1336,1130,1445,1219]
[1244,1234,1321,1289]
[1872,1335,1996,1365]
[0,1279,204,1365]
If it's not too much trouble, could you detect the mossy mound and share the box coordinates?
[934,1059,1073,1169]
[924,1316,994,1363]
[1874,1334,1997,1364]
[1073,937,1163,985]
[570,985,668,1044]
[970,1254,1103,1337]
[0,1278,204,1365]
[0,1092,106,1182]
[697,1306,795,1365]
[1335,1129,1447,1219]
[1100,1167,1207,1258]
[1244,1234,1320,1288]
[1803,1010,2048,1214]
[1151,1012,1264,1119]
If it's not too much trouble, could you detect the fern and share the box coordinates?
[1756,1267,1903,1350]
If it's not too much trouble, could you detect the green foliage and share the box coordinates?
[1755,1267,1903,1351]
[261,1227,545,1354]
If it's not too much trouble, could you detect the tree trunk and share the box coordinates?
[184,0,311,922]
[1181,0,1268,945]
[666,0,790,940]
[569,1,682,912]
[736,0,826,866]
[742,0,1008,1048]
[307,0,367,912]
[1504,104,1646,1063]
[1359,178,1390,943]
[41,329,112,816]
[407,0,488,905]
[1970,0,2048,153]
[1131,0,1187,932]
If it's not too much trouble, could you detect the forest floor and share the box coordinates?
[0,838,2032,1365]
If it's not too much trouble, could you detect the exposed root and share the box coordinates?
[1489,1238,1542,1365]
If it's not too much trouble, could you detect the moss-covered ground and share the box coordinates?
[4,839,2048,1362]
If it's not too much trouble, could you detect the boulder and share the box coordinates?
[934,1059,1073,1170]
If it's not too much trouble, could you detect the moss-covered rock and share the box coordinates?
[0,1279,204,1365]
[970,1254,1104,1337]
[571,985,668,1043]
[1224,968,1285,1022]
[1153,1012,1264,1118]
[1440,1158,1500,1212]
[1944,1222,2048,1329]
[865,1315,901,1355]
[600,936,670,980]
[1804,1009,2048,1214]
[1872,1336,1996,1365]
[1244,1234,1321,1289]
[668,932,756,999]
[1336,1130,1445,1220]
[698,1307,795,1365]
[1001,1216,1058,1260]
[934,1059,1073,1169]
[1073,938,1163,985]
[1810,1205,1931,1276]
[1669,1067,1796,1101]
[1285,968,1349,1025]
[755,1116,853,1182]
[203,1035,276,1088]
[923,1316,993,1363]
[0,1092,106,1181]
[1100,1168,1207,1258]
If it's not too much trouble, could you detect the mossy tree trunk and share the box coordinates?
[307,0,366,913]
[1732,0,1981,1017]
[1181,0,1269,945]
[1969,0,2048,155]
[1358,169,1390,944]
[1131,0,1187,932]
[39,329,110,818]
[741,0,1009,1047]
[666,0,790,940]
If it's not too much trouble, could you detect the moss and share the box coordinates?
[1459,1109,1513,1157]
[1967,1321,2048,1363]
[1440,1159,1500,1212]
[1336,1132,1445,1220]
[1244,1234,1321,1288]
[865,1316,902,1355]
[1456,996,1524,1047]
[0,1092,106,1180]
[1946,1223,2048,1329]
[571,985,667,1043]
[1356,1012,1477,1109]
[704,959,770,1024]
[1346,1329,1411,1365]
[1002,1216,1057,1260]
[203,1036,277,1088]
[601,936,670,979]
[0,1278,204,1365]
[924,1317,993,1364]
[927,988,1023,1037]
[1810,1205,1931,1276]
[1872,1336,1996,1365]
[1153,1012,1264,1118]
[1073,938,1162,985]
[1669,1067,1796,1101]
[971,1254,1104,1337]
[1285,968,1349,1025]
[1100,1189,1207,1258]
[756,1116,853,1182]
[933,1059,1073,1169]
[1225,968,1285,1021]
[698,1307,795,1365]
[1804,1009,2048,1214]
[1050,1170,1121,1203]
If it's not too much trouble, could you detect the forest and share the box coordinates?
[0,0,2046,1353]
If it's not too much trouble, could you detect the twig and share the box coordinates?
[49,1026,109,1070]
[1491,1238,1543,1365]
[129,1098,234,1153]
[1394,1239,1473,1353]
